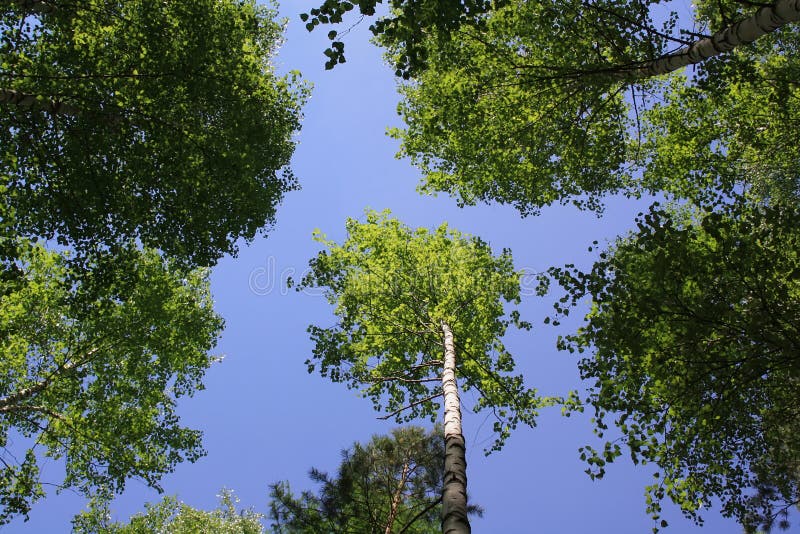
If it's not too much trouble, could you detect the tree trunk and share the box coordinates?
[623,0,800,79]
[0,347,98,411]
[385,461,411,534]
[440,321,470,534]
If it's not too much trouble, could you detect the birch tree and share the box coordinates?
[388,0,800,214]
[0,241,223,524]
[544,199,800,530]
[0,0,307,266]
[301,0,800,212]
[294,210,551,533]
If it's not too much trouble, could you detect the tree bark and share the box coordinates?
[440,321,470,534]
[623,0,800,79]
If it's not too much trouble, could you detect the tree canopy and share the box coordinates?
[72,489,264,534]
[1,0,308,266]
[270,425,482,533]
[0,242,223,524]
[544,199,800,531]
[294,210,554,533]
[373,0,800,214]
[293,210,549,451]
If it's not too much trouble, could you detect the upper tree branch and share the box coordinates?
[619,0,800,79]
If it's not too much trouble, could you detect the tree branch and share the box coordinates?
[397,495,443,534]
[377,393,441,420]
[0,346,101,410]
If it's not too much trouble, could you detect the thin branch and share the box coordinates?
[0,404,66,421]
[368,376,440,384]
[397,496,443,534]
[582,0,697,46]
[377,393,441,420]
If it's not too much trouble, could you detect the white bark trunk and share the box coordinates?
[441,322,470,534]
[625,0,800,79]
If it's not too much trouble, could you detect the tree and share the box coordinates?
[293,210,551,533]
[0,241,223,524]
[543,199,800,531]
[298,0,800,214]
[72,489,265,534]
[270,425,483,534]
[384,0,800,215]
[1,0,308,266]
[305,0,800,78]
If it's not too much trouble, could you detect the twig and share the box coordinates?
[377,393,441,420]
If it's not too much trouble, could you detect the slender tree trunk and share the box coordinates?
[623,0,800,79]
[440,321,470,534]
[385,461,410,534]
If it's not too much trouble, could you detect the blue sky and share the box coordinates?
[0,1,763,532]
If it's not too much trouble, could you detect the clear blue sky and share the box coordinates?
[0,1,769,532]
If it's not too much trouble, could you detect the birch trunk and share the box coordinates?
[440,321,470,534]
[0,347,98,411]
[622,0,800,79]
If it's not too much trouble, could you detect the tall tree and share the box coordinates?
[300,0,800,214]
[304,0,800,78]
[544,199,800,531]
[270,425,482,534]
[72,489,264,534]
[293,210,551,533]
[0,241,223,524]
[385,0,800,215]
[1,0,308,266]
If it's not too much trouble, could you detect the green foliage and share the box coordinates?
[546,199,800,530]
[270,425,481,533]
[1,0,308,266]
[294,210,551,451]
[0,242,223,524]
[301,0,501,76]
[72,489,265,534]
[641,31,800,205]
[385,0,799,214]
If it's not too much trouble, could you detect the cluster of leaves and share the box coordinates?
[0,0,309,525]
[1,0,308,266]
[293,210,553,452]
[544,199,800,530]
[270,425,481,533]
[72,489,264,534]
[387,0,800,215]
[301,0,501,76]
[297,0,800,530]
[642,29,800,206]
[0,242,223,524]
